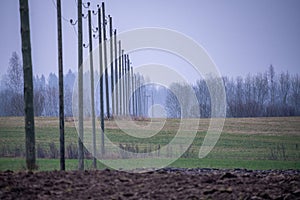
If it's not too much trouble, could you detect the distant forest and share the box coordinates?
[1,52,299,118]
[165,66,299,118]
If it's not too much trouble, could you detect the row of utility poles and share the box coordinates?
[20,0,149,171]
[81,2,146,119]
[71,1,148,170]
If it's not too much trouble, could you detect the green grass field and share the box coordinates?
[0,117,299,171]
[0,157,299,171]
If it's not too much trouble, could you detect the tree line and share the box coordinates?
[0,52,75,117]
[165,65,300,118]
[2,53,299,119]
[0,52,147,118]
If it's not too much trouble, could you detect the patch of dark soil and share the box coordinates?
[0,168,299,199]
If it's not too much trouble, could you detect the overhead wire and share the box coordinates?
[51,0,71,23]
[50,0,78,37]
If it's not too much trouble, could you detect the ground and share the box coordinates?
[1,117,300,199]
[0,168,299,199]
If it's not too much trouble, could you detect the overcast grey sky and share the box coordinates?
[0,0,300,81]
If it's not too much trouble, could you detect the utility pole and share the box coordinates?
[56,0,65,171]
[88,10,96,169]
[122,50,125,116]
[77,0,84,171]
[152,91,154,118]
[134,74,138,117]
[118,41,123,116]
[127,55,131,116]
[131,67,135,117]
[109,15,114,117]
[97,5,105,156]
[124,54,128,116]
[114,30,118,117]
[135,74,140,117]
[102,2,110,119]
[140,76,143,117]
[141,78,145,117]
[19,0,36,171]
[137,75,141,117]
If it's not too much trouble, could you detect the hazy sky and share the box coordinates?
[0,0,300,81]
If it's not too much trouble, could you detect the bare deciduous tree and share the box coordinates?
[279,71,290,106]
[5,52,24,116]
[33,75,45,116]
[165,83,197,118]
[268,65,276,106]
[291,74,300,115]
[165,88,180,118]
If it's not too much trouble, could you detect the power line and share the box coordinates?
[50,0,77,38]
[72,25,78,37]
[51,0,70,23]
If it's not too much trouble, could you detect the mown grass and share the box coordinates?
[0,117,299,171]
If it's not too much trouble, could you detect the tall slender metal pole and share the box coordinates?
[114,30,118,116]
[56,0,65,171]
[98,6,105,156]
[102,2,110,119]
[88,10,96,169]
[78,0,84,171]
